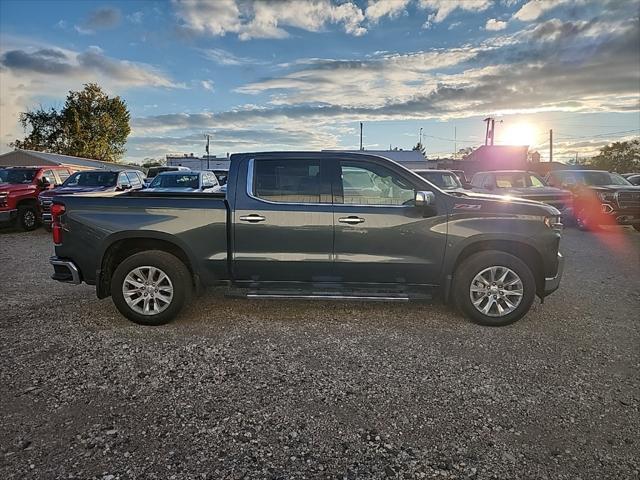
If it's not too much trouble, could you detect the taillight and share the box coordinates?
[51,203,65,245]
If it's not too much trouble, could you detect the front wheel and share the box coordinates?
[18,205,38,231]
[575,208,600,231]
[453,250,536,326]
[111,250,192,325]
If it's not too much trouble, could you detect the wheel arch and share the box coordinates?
[444,238,545,302]
[97,233,199,299]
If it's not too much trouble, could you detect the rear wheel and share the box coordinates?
[453,250,536,326]
[111,250,192,325]
[18,205,38,231]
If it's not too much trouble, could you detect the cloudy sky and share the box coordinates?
[0,0,638,163]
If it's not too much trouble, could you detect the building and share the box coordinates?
[462,145,529,172]
[0,149,141,172]
[166,153,230,170]
[322,149,428,170]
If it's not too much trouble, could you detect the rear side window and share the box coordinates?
[252,159,327,204]
[126,172,142,187]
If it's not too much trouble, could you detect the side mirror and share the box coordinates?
[202,182,214,190]
[39,178,51,188]
[415,190,436,207]
[462,182,473,190]
[118,183,132,191]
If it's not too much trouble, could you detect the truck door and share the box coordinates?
[332,158,448,285]
[233,157,334,283]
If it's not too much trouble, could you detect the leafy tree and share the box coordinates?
[11,83,131,162]
[589,140,640,173]
[11,107,64,153]
[412,142,426,157]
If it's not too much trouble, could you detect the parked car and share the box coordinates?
[145,171,220,192]
[208,168,229,186]
[413,169,465,191]
[39,170,145,229]
[145,166,190,184]
[545,170,640,231]
[470,170,572,212]
[48,151,564,327]
[0,165,73,230]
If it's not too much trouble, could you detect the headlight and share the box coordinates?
[544,215,563,231]
[597,191,616,203]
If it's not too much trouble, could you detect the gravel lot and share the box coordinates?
[1,226,639,480]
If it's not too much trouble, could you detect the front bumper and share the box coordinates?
[50,256,82,284]
[0,209,18,223]
[544,252,564,296]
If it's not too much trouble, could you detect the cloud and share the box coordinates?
[1,48,72,74]
[75,7,122,34]
[365,0,411,23]
[135,15,640,133]
[201,48,262,66]
[486,19,508,31]
[172,0,366,39]
[513,0,572,22]
[418,0,491,23]
[127,11,144,24]
[201,80,215,91]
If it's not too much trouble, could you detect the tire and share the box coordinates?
[111,250,192,326]
[453,250,536,327]
[633,224,640,232]
[18,205,38,231]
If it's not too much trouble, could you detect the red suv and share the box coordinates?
[0,166,73,230]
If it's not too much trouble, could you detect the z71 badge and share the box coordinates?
[454,204,482,210]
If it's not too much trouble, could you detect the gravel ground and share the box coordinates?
[1,226,639,480]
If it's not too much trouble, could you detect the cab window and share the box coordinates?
[339,161,414,206]
[253,159,327,204]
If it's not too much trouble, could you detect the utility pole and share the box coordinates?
[359,122,363,151]
[483,117,496,145]
[549,129,553,162]
[454,126,457,159]
[204,133,211,169]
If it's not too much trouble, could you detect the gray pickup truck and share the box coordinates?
[49,152,564,327]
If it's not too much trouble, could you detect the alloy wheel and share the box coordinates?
[122,266,174,315]
[469,266,524,317]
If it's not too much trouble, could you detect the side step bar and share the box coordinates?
[246,293,410,302]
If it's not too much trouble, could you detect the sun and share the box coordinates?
[502,123,537,146]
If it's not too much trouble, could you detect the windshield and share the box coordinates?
[578,171,631,186]
[150,174,200,189]
[63,171,118,187]
[418,171,462,190]
[0,168,38,184]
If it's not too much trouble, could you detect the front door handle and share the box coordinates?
[239,214,266,223]
[338,216,365,225]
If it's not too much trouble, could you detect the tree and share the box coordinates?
[588,140,640,173]
[412,142,426,157]
[11,83,131,162]
[11,107,64,153]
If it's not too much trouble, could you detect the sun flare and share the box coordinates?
[502,123,537,146]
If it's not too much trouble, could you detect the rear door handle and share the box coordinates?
[338,216,365,225]
[239,214,266,223]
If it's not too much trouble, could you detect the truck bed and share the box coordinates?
[53,191,229,286]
